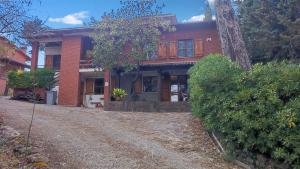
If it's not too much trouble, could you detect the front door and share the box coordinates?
[170,75,188,102]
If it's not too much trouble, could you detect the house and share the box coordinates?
[30,15,222,111]
[0,37,30,95]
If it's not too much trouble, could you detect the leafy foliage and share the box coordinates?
[237,0,300,63]
[91,0,175,71]
[112,88,128,98]
[7,69,55,90]
[0,0,46,45]
[189,54,300,168]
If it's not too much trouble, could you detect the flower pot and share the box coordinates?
[115,96,122,101]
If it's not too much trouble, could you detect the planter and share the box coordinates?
[115,96,122,101]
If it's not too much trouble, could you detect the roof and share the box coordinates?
[0,37,30,61]
[141,58,198,66]
[0,56,30,68]
[31,15,217,39]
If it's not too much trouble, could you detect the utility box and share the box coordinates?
[46,91,57,105]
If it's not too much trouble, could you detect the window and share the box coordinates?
[177,39,194,57]
[147,50,157,60]
[145,43,157,60]
[143,76,158,92]
[52,55,61,70]
[94,78,104,94]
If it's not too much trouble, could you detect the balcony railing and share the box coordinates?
[80,58,94,69]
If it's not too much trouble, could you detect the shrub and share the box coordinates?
[7,70,32,88]
[7,68,55,90]
[189,54,300,168]
[112,88,127,100]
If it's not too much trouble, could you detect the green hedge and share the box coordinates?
[189,54,300,168]
[7,68,55,89]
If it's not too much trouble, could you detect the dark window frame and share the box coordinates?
[142,76,159,92]
[177,39,194,57]
[94,78,104,95]
[52,55,61,70]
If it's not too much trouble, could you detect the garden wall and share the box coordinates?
[104,101,190,112]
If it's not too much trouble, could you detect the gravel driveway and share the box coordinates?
[0,97,241,169]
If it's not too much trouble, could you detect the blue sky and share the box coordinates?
[29,0,215,29]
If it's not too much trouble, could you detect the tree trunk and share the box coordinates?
[215,0,251,70]
[130,62,141,101]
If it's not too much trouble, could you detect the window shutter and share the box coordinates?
[195,39,203,57]
[135,77,142,94]
[86,79,94,95]
[158,42,167,58]
[45,55,53,69]
[169,41,177,57]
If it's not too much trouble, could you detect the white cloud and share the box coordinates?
[182,15,216,23]
[183,15,205,23]
[48,11,88,25]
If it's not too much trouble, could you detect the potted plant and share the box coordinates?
[112,88,127,101]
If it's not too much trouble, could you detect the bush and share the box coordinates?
[7,68,55,90]
[189,54,300,168]
[112,88,127,99]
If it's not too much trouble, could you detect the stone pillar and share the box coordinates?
[31,41,39,70]
[103,70,110,104]
[58,36,82,106]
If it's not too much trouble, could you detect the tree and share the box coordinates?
[236,0,300,63]
[0,0,45,45]
[91,0,174,98]
[204,1,213,21]
[215,0,252,70]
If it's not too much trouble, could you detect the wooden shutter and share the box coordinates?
[45,55,53,69]
[86,79,94,95]
[169,41,177,57]
[195,39,203,57]
[134,77,142,94]
[158,42,167,59]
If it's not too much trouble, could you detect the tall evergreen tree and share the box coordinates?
[237,0,300,63]
[204,1,213,21]
[215,0,251,70]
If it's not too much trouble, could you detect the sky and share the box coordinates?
[29,0,215,29]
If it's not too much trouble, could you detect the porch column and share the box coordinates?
[31,41,39,70]
[104,70,110,104]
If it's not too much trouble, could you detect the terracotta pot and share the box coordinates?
[115,96,121,101]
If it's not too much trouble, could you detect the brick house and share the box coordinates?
[0,37,30,95]
[30,15,222,111]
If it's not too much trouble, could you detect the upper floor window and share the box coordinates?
[177,39,194,57]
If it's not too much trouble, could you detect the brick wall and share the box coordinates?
[58,36,82,106]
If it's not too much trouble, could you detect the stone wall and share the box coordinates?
[104,101,190,112]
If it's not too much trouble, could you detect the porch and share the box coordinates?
[105,63,192,112]
[79,69,104,108]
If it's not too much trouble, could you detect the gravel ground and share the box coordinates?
[0,97,242,169]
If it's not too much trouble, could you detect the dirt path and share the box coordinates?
[0,97,241,169]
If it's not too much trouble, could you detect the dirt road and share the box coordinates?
[0,97,241,169]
